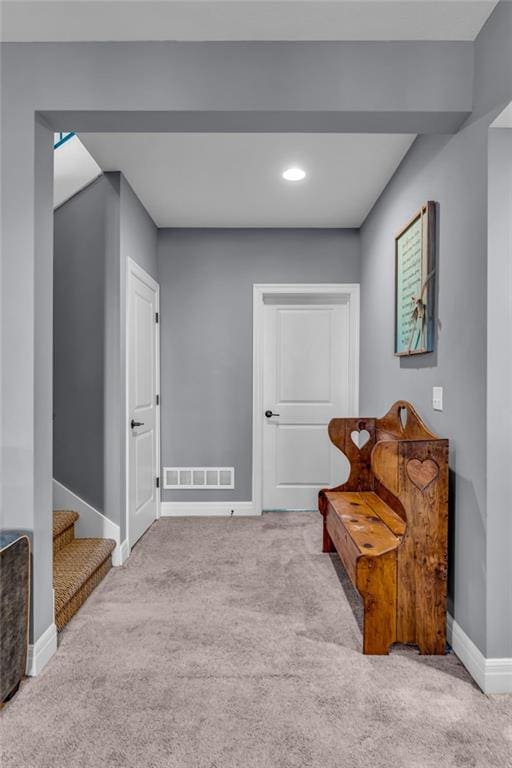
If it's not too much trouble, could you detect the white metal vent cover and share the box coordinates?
[163,467,235,490]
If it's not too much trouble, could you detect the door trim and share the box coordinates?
[125,258,161,550]
[252,283,360,516]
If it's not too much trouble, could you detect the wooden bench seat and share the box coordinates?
[319,401,448,656]
[326,491,406,544]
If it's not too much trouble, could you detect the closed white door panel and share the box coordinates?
[263,300,351,510]
[128,264,159,547]
[276,425,331,486]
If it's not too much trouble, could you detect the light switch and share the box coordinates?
[433,386,443,411]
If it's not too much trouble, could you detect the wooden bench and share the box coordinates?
[319,401,448,655]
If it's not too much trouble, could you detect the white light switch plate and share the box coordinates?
[433,386,443,411]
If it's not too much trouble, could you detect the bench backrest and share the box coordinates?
[325,400,449,649]
[326,401,445,498]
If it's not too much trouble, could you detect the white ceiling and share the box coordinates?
[79,132,415,227]
[54,135,102,208]
[492,103,512,128]
[2,1,497,42]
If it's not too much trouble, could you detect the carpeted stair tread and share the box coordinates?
[53,510,79,540]
[53,538,116,618]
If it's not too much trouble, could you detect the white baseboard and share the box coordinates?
[160,501,259,517]
[27,623,57,677]
[52,479,128,566]
[117,538,130,566]
[447,614,512,694]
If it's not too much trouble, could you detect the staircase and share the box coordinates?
[53,511,116,630]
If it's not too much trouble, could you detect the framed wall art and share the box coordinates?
[395,201,436,356]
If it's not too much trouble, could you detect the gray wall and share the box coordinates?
[120,175,158,281]
[53,173,157,540]
[360,128,488,653]
[32,118,55,640]
[473,0,512,120]
[0,116,55,641]
[359,4,512,657]
[54,175,111,510]
[157,228,359,502]
[486,126,512,658]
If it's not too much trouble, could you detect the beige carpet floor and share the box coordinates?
[1,513,511,768]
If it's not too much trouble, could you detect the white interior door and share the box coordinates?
[128,260,159,547]
[262,294,355,510]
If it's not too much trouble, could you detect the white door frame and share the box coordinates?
[252,283,360,516]
[125,258,161,551]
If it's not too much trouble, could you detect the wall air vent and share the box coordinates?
[163,467,235,490]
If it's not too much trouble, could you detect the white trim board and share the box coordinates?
[252,283,360,516]
[447,614,512,695]
[118,538,130,565]
[52,479,128,567]
[160,501,257,517]
[27,622,57,677]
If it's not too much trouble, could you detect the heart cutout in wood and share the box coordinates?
[407,458,439,491]
[351,429,370,449]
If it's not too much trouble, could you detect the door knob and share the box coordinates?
[265,410,280,418]
[131,419,144,429]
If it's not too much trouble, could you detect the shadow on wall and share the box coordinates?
[446,446,485,635]
[399,201,441,371]
[447,465,457,617]
[447,467,487,648]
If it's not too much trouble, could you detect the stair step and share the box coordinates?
[53,538,116,630]
[53,510,79,553]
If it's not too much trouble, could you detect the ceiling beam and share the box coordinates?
[4,40,473,135]
[42,109,469,136]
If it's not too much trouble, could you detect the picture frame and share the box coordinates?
[394,201,436,356]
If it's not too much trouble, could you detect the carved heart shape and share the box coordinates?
[351,429,370,449]
[407,458,439,491]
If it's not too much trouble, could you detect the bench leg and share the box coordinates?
[322,517,336,553]
[357,552,397,655]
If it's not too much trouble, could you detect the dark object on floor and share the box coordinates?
[319,400,449,655]
[0,531,30,706]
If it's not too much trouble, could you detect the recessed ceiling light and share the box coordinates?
[282,167,306,181]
